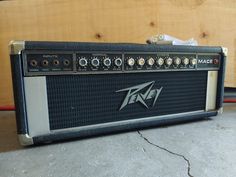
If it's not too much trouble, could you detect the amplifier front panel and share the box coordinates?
[9,41,226,145]
[44,71,208,130]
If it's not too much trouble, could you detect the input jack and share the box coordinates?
[29,60,38,67]
[53,59,60,66]
[63,59,70,66]
[41,60,49,67]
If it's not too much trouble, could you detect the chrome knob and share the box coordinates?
[157,58,164,66]
[190,58,197,65]
[127,58,135,66]
[137,58,145,66]
[174,57,181,66]
[147,58,155,66]
[91,58,100,67]
[183,58,189,65]
[165,57,173,66]
[103,58,111,67]
[79,58,88,67]
[114,58,122,67]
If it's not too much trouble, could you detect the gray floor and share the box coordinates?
[0,104,236,177]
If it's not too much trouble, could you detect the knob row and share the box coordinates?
[78,58,123,67]
[127,57,197,67]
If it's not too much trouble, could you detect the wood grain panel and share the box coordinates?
[0,0,235,106]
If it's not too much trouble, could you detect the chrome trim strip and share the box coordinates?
[18,134,34,146]
[51,110,204,134]
[24,77,50,136]
[205,71,218,111]
[9,40,25,55]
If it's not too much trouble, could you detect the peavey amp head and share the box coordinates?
[9,41,226,146]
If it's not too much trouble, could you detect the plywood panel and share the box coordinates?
[0,0,235,106]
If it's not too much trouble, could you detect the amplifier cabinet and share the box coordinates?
[9,41,227,145]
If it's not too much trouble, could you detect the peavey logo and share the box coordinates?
[116,81,163,110]
[198,59,213,64]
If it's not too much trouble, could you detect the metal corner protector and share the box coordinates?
[18,134,34,146]
[9,40,25,55]
[217,107,223,114]
[221,47,228,57]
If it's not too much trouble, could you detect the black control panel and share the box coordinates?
[26,53,73,73]
[23,51,220,76]
[197,54,220,69]
[77,53,122,72]
[124,53,197,71]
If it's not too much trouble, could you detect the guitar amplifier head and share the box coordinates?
[9,41,227,146]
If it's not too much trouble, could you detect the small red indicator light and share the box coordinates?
[213,59,219,64]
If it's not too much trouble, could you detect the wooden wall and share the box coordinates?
[0,0,236,106]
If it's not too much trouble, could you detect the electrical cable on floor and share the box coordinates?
[0,106,15,111]
[224,99,236,103]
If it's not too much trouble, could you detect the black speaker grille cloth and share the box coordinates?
[46,71,207,130]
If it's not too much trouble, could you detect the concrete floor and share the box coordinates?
[0,104,236,177]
